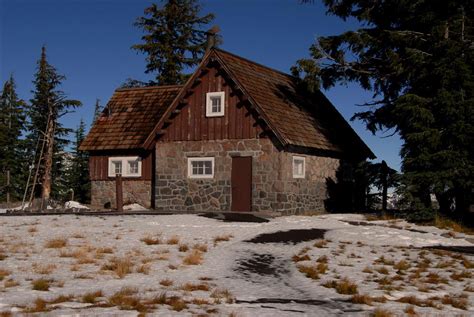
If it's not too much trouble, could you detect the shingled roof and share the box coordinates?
[79,85,181,151]
[143,48,374,158]
[213,49,374,158]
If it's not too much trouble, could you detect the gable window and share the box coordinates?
[108,157,142,177]
[188,157,214,179]
[293,156,305,178]
[206,92,225,117]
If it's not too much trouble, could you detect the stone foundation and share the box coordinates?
[91,180,152,209]
[155,139,340,214]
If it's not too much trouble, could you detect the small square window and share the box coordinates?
[293,156,305,178]
[206,92,225,117]
[188,157,214,178]
[108,157,141,177]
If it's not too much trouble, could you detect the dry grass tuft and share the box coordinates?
[32,279,50,291]
[297,265,319,279]
[183,250,203,265]
[108,287,146,312]
[322,278,358,295]
[82,290,103,303]
[450,270,472,281]
[167,296,188,311]
[374,256,394,266]
[136,264,151,275]
[166,236,180,245]
[33,263,56,275]
[140,235,161,245]
[0,269,11,281]
[24,298,49,313]
[292,254,311,262]
[0,253,7,261]
[404,305,417,316]
[4,278,19,288]
[160,279,173,287]
[314,239,328,248]
[181,282,210,292]
[441,294,468,310]
[193,243,208,253]
[211,288,234,304]
[174,244,187,253]
[394,260,410,271]
[101,257,134,278]
[351,294,386,305]
[375,266,389,275]
[371,308,393,317]
[316,255,328,263]
[213,234,233,245]
[45,237,68,248]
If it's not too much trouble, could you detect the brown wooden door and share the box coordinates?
[231,156,252,212]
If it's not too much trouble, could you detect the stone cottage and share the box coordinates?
[79,48,374,214]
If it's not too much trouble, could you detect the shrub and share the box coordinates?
[0,269,10,281]
[213,234,233,245]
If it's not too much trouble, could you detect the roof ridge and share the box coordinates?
[115,84,183,92]
[213,48,296,79]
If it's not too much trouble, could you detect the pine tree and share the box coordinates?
[132,0,215,85]
[68,119,90,203]
[295,1,474,218]
[92,99,102,125]
[26,46,81,208]
[0,75,26,203]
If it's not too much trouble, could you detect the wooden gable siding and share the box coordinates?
[89,151,153,181]
[159,67,263,142]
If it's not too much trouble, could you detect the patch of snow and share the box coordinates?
[123,203,148,211]
[64,201,89,209]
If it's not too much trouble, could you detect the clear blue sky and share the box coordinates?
[1,0,402,170]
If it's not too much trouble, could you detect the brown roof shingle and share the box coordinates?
[79,85,181,151]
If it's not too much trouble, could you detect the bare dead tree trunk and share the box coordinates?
[6,170,10,204]
[40,114,55,210]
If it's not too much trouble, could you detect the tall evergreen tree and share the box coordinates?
[132,0,215,85]
[68,119,90,203]
[26,46,81,207]
[295,0,474,218]
[0,75,26,203]
[92,99,102,125]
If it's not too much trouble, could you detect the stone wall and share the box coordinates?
[91,180,152,209]
[155,138,340,214]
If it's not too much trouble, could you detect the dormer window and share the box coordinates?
[206,92,225,117]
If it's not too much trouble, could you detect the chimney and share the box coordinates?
[205,25,221,52]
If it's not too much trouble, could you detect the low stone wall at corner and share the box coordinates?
[91,180,151,209]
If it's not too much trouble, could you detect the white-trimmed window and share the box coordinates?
[108,157,142,177]
[293,156,305,178]
[188,157,214,179]
[206,92,225,117]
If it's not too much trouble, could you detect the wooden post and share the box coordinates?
[116,174,123,212]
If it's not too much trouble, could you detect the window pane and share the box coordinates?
[113,161,122,174]
[128,161,138,174]
[211,96,221,113]
[190,159,213,176]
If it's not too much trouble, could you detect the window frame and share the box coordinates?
[108,156,142,178]
[187,157,215,179]
[205,91,225,117]
[292,156,306,179]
